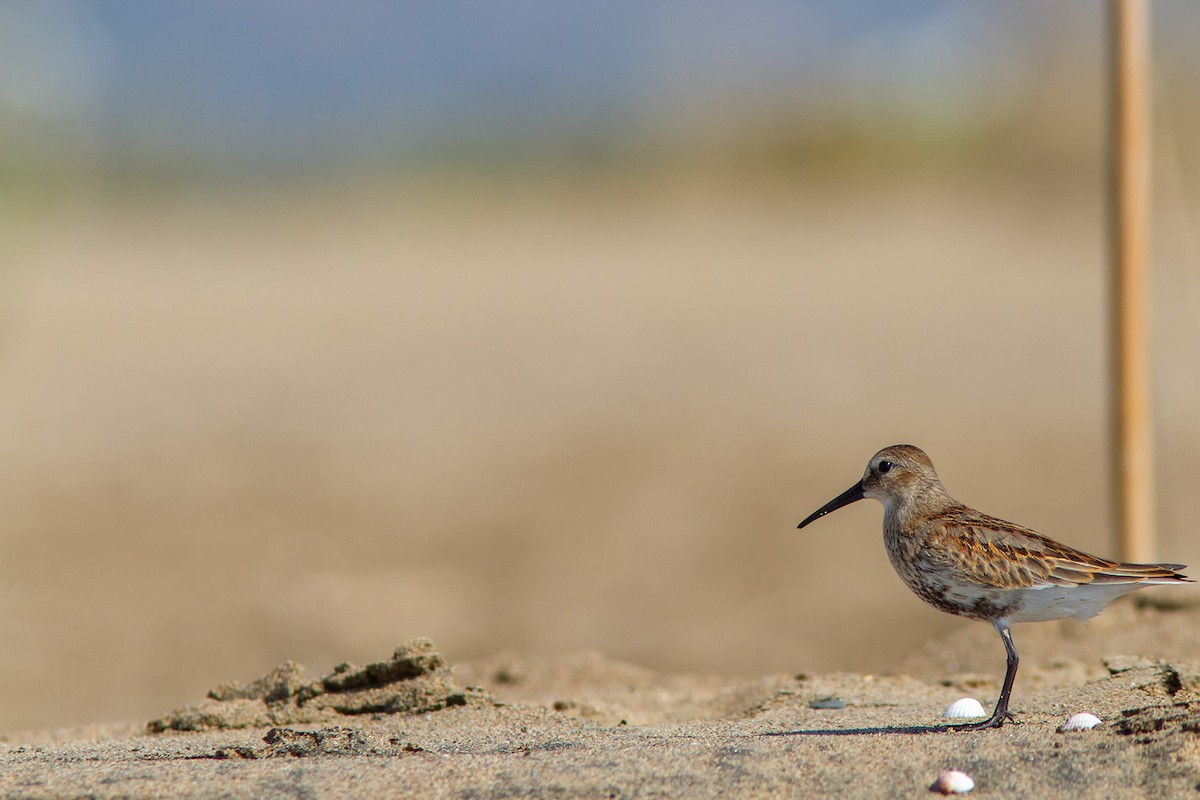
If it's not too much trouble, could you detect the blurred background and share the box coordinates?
[1,2,1198,731]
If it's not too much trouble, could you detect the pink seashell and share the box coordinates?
[930,770,974,794]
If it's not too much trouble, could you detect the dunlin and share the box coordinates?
[797,444,1191,730]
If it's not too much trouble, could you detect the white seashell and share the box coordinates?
[1060,712,1102,731]
[931,770,975,794]
[944,698,986,719]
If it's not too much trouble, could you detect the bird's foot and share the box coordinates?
[946,711,1016,732]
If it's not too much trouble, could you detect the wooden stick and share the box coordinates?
[1109,0,1154,562]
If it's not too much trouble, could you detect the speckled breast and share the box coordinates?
[884,528,1019,622]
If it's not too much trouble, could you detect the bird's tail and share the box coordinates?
[1050,561,1192,586]
[1110,562,1192,585]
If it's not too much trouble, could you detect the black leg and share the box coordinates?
[946,620,1018,732]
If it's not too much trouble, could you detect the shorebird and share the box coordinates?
[797,444,1192,730]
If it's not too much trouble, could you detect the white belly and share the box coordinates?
[1004,583,1149,623]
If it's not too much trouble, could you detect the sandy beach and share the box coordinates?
[3,7,1200,797]
[3,599,1200,798]
[4,174,1200,731]
[2,163,1198,800]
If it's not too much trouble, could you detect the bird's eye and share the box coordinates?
[877,460,893,474]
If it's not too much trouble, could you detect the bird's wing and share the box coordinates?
[924,508,1191,589]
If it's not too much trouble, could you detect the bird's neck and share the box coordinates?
[883,481,957,529]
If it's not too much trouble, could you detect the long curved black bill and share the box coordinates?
[797,480,865,529]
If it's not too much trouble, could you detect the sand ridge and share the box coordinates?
[147,638,496,733]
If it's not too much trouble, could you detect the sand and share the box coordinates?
[4,601,1200,798]
[3,167,1200,796]
[4,173,1200,734]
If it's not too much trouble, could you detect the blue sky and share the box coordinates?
[0,2,1194,172]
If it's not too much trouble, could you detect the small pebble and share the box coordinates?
[808,697,846,709]
[1060,712,1102,731]
[930,770,974,794]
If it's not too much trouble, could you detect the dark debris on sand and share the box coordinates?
[147,638,495,733]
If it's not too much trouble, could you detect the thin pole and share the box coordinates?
[1109,0,1154,563]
